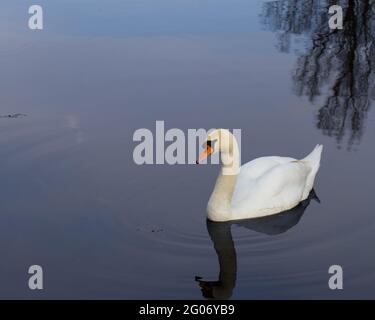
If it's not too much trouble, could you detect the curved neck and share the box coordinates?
[207,146,240,222]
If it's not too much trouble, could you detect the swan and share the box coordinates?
[197,129,323,222]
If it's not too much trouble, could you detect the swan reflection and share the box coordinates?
[196,190,319,299]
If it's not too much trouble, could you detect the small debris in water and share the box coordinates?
[0,113,27,119]
[136,225,164,233]
[151,229,164,233]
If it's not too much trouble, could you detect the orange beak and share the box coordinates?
[196,145,214,164]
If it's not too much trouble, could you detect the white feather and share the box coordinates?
[204,130,323,222]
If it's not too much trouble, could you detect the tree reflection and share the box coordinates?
[262,0,375,147]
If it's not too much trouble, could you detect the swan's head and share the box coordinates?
[197,129,240,175]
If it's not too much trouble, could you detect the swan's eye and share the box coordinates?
[205,139,217,149]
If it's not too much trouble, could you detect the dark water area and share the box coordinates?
[0,0,374,299]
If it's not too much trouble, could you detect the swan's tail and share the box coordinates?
[303,144,323,166]
[301,144,323,200]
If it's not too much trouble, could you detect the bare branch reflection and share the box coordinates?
[262,0,375,147]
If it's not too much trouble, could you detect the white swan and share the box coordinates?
[197,129,323,222]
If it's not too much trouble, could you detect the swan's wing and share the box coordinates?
[238,156,296,179]
[232,156,295,205]
[232,158,310,218]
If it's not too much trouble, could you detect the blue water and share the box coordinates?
[0,0,374,299]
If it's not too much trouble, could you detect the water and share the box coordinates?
[0,0,374,299]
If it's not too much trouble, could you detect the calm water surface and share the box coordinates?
[0,0,375,299]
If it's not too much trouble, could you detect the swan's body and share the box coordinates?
[198,129,323,222]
